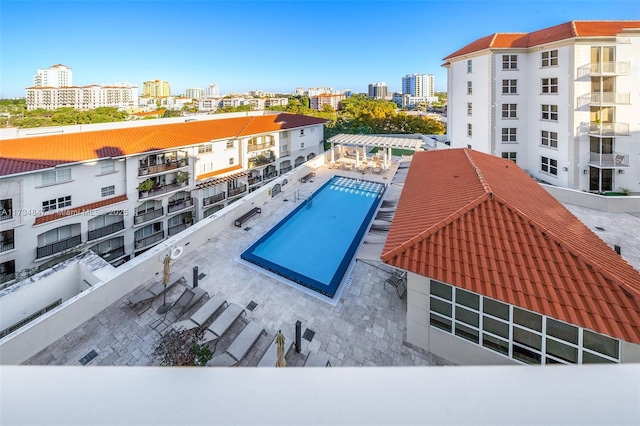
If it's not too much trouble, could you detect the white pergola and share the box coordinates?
[327,134,424,171]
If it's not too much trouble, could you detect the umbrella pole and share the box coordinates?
[157,284,171,314]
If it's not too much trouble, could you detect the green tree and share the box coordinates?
[153,327,213,366]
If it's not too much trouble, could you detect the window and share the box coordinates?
[501,128,517,143]
[42,196,71,212]
[300,129,305,136]
[541,156,558,175]
[467,123,473,137]
[40,169,71,186]
[541,78,558,94]
[100,160,115,174]
[467,59,473,73]
[541,49,558,67]
[226,140,234,149]
[467,102,472,115]
[541,130,558,148]
[541,104,558,121]
[280,144,288,154]
[502,79,517,94]
[101,185,115,197]
[467,81,472,95]
[501,152,517,163]
[280,131,289,139]
[1,199,12,221]
[301,142,305,149]
[502,54,517,70]
[198,144,212,154]
[229,158,234,165]
[501,104,517,118]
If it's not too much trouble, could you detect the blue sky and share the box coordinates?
[1,0,637,98]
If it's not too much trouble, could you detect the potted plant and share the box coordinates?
[619,187,630,196]
[183,212,193,225]
[176,171,190,186]
[138,179,154,196]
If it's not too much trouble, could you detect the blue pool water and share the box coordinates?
[241,176,385,298]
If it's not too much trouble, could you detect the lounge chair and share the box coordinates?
[200,303,245,346]
[257,333,294,367]
[172,294,228,332]
[127,275,181,307]
[304,351,331,367]
[207,322,266,366]
[384,273,407,299]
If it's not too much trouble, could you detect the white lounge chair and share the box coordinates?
[127,275,182,308]
[172,294,227,332]
[200,304,245,346]
[207,322,266,366]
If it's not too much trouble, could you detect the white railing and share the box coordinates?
[577,61,630,77]
[577,92,630,107]
[589,122,630,136]
[589,152,629,167]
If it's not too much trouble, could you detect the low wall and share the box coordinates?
[541,184,640,213]
[0,162,320,364]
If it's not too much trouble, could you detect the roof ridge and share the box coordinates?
[571,20,578,37]
[464,149,493,198]
[236,116,255,137]
[488,33,499,47]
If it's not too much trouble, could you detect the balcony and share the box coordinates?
[134,231,164,250]
[134,207,164,225]
[228,185,247,198]
[589,122,630,136]
[247,141,276,152]
[280,165,293,174]
[36,235,82,259]
[1,237,14,252]
[203,192,226,206]
[138,158,188,176]
[167,197,193,214]
[96,245,125,261]
[248,152,276,169]
[139,181,189,199]
[263,171,278,181]
[589,152,630,168]
[168,220,193,237]
[577,92,630,107]
[0,272,15,285]
[248,175,263,186]
[87,220,125,241]
[577,61,631,77]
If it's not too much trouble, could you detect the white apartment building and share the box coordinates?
[402,74,435,98]
[185,87,205,100]
[310,94,345,110]
[0,112,326,287]
[33,64,73,88]
[25,84,139,111]
[206,84,220,97]
[444,20,640,193]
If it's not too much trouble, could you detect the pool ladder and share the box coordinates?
[294,189,313,208]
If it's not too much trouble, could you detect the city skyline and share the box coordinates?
[1,0,637,99]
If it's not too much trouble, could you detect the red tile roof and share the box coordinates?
[382,149,640,344]
[444,20,640,60]
[34,195,128,226]
[0,113,326,177]
[196,165,243,181]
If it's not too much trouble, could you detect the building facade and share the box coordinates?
[368,82,388,99]
[443,20,640,193]
[401,74,434,98]
[0,112,326,287]
[186,87,205,100]
[142,80,171,98]
[33,64,73,88]
[25,84,139,111]
[310,94,345,111]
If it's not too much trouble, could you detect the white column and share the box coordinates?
[331,142,335,163]
[382,150,388,171]
[356,148,360,167]
[362,144,367,161]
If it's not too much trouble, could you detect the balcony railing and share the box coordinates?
[96,245,125,261]
[577,61,631,77]
[134,207,164,225]
[228,185,247,197]
[36,235,82,259]
[203,192,226,206]
[1,238,15,252]
[139,181,189,199]
[247,141,276,152]
[589,122,630,136]
[0,272,15,285]
[578,92,630,107]
[167,197,193,214]
[279,151,291,158]
[138,159,188,176]
[279,166,293,174]
[248,175,263,186]
[134,231,164,250]
[248,153,276,168]
[87,220,125,241]
[168,221,193,236]
[263,171,278,181]
[589,152,630,167]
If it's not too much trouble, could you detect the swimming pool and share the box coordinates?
[241,176,385,298]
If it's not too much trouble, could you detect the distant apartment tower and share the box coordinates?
[402,74,434,97]
[310,93,345,111]
[26,83,138,111]
[206,84,220,97]
[142,80,171,97]
[33,64,73,88]
[368,82,388,99]
[443,20,640,193]
[186,87,205,100]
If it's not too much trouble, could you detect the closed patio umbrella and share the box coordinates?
[157,254,172,314]
[275,330,286,367]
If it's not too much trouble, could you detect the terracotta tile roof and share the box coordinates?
[0,157,67,176]
[0,113,327,177]
[444,20,640,60]
[34,195,128,226]
[382,149,640,344]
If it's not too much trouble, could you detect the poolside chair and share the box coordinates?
[207,321,266,366]
[257,332,294,367]
[172,294,228,332]
[200,303,245,347]
[304,351,332,367]
[384,272,407,299]
[127,275,182,311]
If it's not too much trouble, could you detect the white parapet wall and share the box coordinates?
[0,158,325,365]
[541,184,640,213]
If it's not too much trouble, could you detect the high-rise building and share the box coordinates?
[33,64,73,88]
[443,20,640,193]
[142,80,171,97]
[206,84,220,97]
[368,82,388,99]
[401,74,434,97]
[186,87,205,100]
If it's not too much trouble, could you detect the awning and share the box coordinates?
[195,171,248,190]
[328,134,424,151]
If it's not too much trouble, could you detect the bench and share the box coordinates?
[299,172,316,183]
[234,207,261,227]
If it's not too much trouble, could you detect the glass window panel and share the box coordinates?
[430,280,451,300]
[455,323,479,344]
[430,297,452,317]
[546,338,578,363]
[483,316,509,338]
[513,308,542,331]
[483,298,509,320]
[545,357,565,365]
[482,333,509,356]
[513,344,542,364]
[456,288,479,310]
[430,313,452,333]
[513,326,542,350]
[582,351,616,364]
[583,330,619,359]
[546,318,578,345]
[455,306,479,327]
